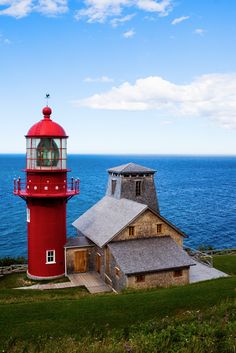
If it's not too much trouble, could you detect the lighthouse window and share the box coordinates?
[26,208,30,223]
[46,250,56,264]
[36,138,59,167]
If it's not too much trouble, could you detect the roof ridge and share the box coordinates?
[108,162,156,174]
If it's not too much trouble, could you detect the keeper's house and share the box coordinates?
[65,163,195,291]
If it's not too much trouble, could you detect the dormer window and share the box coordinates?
[135,181,141,196]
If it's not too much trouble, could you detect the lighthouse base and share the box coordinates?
[27,271,65,281]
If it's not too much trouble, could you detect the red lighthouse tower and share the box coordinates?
[14,106,79,280]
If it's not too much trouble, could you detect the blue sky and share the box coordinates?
[1,0,236,154]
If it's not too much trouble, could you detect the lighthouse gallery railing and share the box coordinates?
[14,177,79,196]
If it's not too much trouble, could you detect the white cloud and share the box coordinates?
[0,0,32,18]
[84,76,114,83]
[0,0,68,18]
[75,0,173,23]
[76,74,236,128]
[136,0,172,15]
[36,0,68,16]
[0,0,171,19]
[123,28,135,38]
[194,28,206,36]
[171,15,189,25]
[110,13,135,27]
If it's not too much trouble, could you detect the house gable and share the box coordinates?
[113,208,185,247]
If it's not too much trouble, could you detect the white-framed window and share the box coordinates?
[46,250,56,264]
[26,208,30,223]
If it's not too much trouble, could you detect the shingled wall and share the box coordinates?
[113,209,183,247]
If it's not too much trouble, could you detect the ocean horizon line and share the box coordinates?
[0,153,236,158]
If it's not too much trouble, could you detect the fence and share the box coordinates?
[184,247,213,267]
[0,264,28,275]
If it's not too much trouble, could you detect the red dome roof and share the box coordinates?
[26,107,67,137]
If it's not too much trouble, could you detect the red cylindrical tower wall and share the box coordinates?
[27,197,66,279]
[14,106,79,280]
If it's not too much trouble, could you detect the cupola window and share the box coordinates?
[135,181,142,196]
[111,180,117,195]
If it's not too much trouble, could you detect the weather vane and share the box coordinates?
[45,93,50,106]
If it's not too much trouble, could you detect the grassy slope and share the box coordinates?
[2,299,236,353]
[213,255,236,275]
[0,276,235,342]
[0,255,235,351]
[0,273,70,289]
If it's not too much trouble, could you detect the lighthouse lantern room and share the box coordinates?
[14,106,79,280]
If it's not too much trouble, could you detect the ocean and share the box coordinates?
[0,154,235,257]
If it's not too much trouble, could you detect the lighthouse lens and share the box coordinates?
[36,138,59,167]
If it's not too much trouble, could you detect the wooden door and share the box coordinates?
[74,250,87,273]
[96,253,101,274]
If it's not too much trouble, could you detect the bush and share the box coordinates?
[0,256,27,266]
[197,244,214,252]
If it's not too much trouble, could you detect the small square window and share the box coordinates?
[174,270,183,277]
[135,275,145,283]
[157,224,162,233]
[46,250,55,264]
[129,226,135,236]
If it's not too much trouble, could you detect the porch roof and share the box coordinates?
[108,236,195,275]
[65,235,94,248]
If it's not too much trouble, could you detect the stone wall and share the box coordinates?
[114,209,183,247]
[127,268,189,289]
[107,250,127,292]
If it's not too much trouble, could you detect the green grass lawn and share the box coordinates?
[213,254,236,275]
[0,272,70,289]
[0,277,235,340]
[0,255,235,352]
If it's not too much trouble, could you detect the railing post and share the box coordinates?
[14,178,16,192]
[71,177,74,191]
[17,177,21,192]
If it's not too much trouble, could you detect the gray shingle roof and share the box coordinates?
[72,196,147,248]
[108,162,156,174]
[108,236,195,275]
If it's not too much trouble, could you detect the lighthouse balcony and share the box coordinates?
[14,177,79,198]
